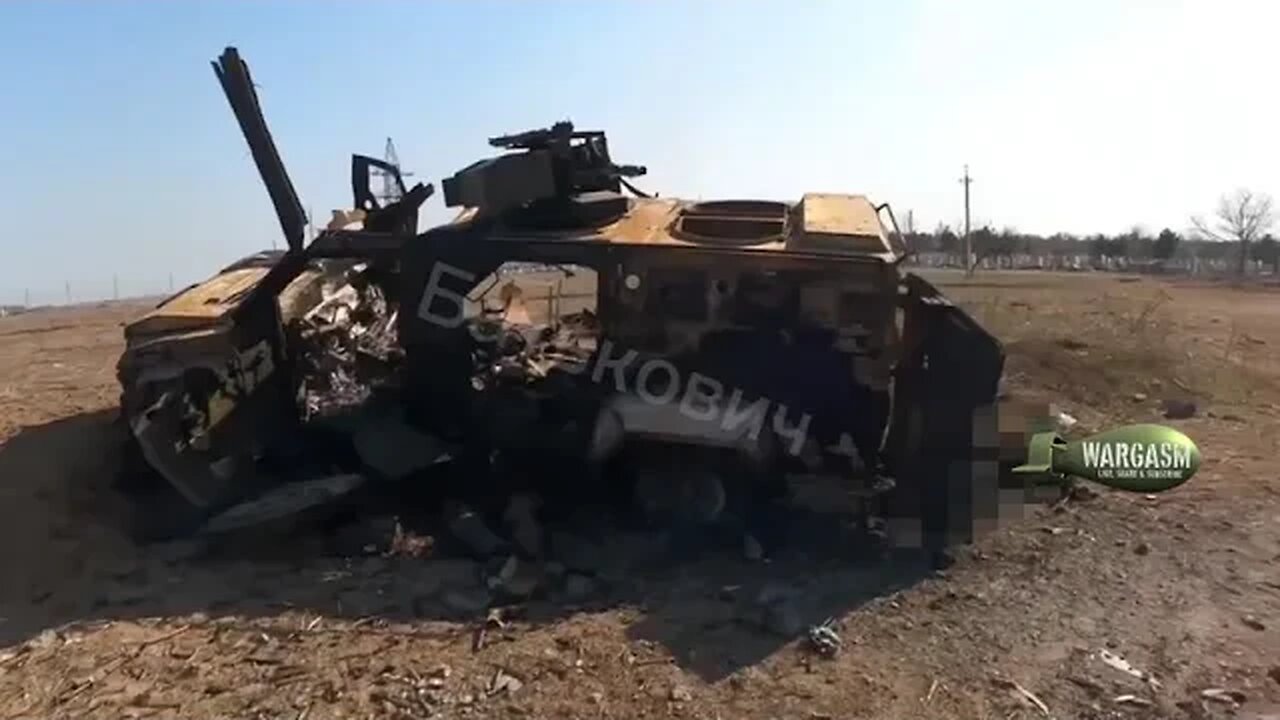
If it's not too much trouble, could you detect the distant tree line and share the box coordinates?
[905,226,1279,273]
[904,189,1279,275]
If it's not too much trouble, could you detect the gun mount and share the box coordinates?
[442,121,647,227]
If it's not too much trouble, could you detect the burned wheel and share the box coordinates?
[632,466,727,526]
[616,440,777,529]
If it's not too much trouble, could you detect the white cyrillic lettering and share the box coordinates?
[416,262,475,329]
[772,404,812,457]
[679,372,723,422]
[636,358,680,405]
[720,390,769,441]
[591,340,637,393]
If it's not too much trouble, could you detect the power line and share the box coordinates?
[376,137,414,206]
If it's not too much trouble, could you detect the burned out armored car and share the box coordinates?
[116,48,1006,553]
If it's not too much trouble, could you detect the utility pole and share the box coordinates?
[904,209,915,254]
[23,288,29,307]
[112,274,119,301]
[960,165,974,276]
[64,281,71,305]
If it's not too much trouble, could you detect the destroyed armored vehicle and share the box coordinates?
[117,48,1009,554]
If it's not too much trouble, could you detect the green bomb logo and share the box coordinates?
[1015,423,1201,493]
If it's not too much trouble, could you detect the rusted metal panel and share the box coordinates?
[596,198,684,245]
[794,194,898,259]
[452,194,901,261]
[798,193,882,236]
[125,267,271,340]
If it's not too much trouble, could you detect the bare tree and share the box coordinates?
[1192,189,1275,276]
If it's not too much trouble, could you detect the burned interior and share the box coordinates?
[115,47,1010,565]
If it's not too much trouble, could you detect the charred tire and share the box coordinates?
[618,442,769,529]
[632,467,728,527]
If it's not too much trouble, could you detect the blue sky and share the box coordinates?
[2,1,1276,304]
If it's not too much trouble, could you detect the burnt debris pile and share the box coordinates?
[468,308,599,392]
[292,263,403,421]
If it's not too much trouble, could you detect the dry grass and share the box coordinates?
[931,270,1280,423]
[1,271,1279,719]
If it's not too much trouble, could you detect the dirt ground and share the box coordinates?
[1,271,1277,720]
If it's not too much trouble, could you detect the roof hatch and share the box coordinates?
[672,200,789,246]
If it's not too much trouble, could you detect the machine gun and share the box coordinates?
[488,121,647,189]
[442,121,647,225]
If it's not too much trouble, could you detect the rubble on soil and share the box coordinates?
[752,583,805,637]
[350,410,452,480]
[1241,614,1266,631]
[486,555,542,599]
[1162,398,1198,419]
[326,513,399,556]
[562,573,597,601]
[489,668,524,696]
[198,474,367,536]
[447,503,509,559]
[806,620,842,657]
[1200,688,1247,706]
[198,283,675,591]
[1096,649,1161,689]
[504,493,544,558]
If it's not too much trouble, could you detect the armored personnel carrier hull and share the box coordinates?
[117,48,1016,555]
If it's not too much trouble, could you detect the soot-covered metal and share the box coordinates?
[116,47,1015,569]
